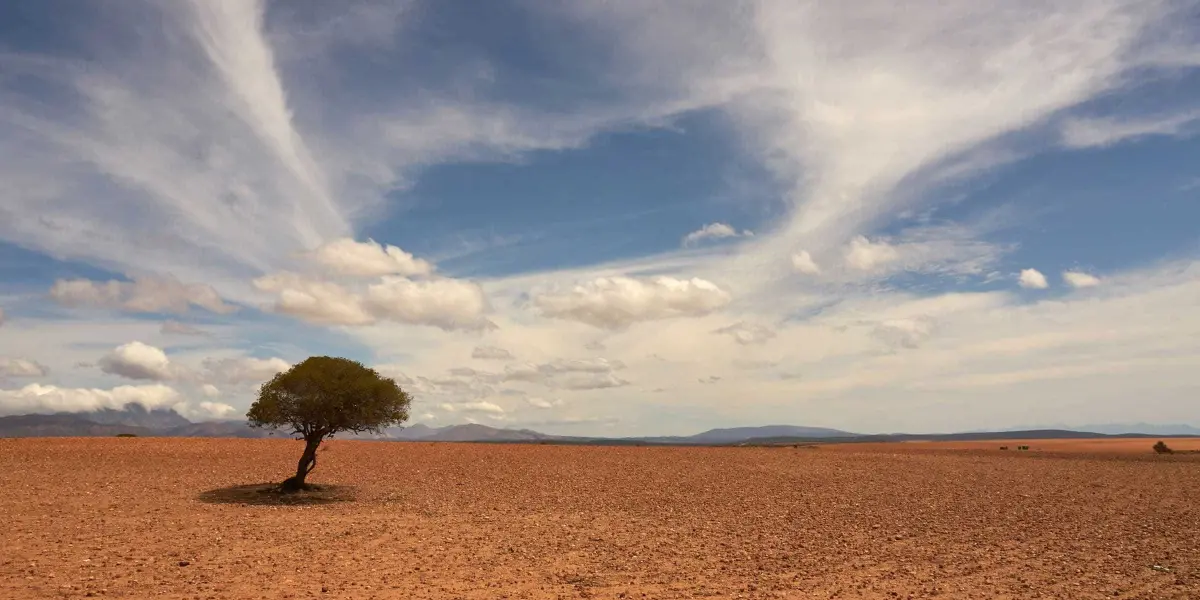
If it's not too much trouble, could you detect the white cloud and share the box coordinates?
[1059,110,1200,149]
[254,272,493,330]
[790,250,821,275]
[844,236,901,271]
[526,397,564,409]
[871,318,937,350]
[173,400,237,421]
[98,341,179,381]
[1018,268,1049,289]
[200,383,221,398]
[556,372,629,390]
[438,400,504,415]
[309,237,434,278]
[365,277,493,331]
[682,223,749,246]
[715,322,777,345]
[161,321,209,336]
[0,383,183,416]
[538,358,626,374]
[50,277,235,315]
[534,276,731,329]
[0,358,50,378]
[471,345,514,361]
[1063,270,1102,288]
[253,272,375,325]
[202,356,291,385]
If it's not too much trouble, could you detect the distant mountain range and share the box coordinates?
[0,405,1196,444]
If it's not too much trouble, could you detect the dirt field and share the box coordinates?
[824,437,1200,455]
[1,438,1197,599]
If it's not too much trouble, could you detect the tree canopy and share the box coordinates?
[247,356,411,490]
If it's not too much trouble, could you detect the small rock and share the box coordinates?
[178,561,190,567]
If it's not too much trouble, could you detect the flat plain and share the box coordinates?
[1,438,1197,599]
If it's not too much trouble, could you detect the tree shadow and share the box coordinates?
[196,483,356,506]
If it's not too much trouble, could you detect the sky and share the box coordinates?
[1,0,1199,436]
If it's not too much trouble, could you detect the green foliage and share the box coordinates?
[247,356,411,440]
[1153,440,1174,454]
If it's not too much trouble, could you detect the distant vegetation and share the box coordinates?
[247,356,411,492]
[115,433,137,438]
[1153,441,1174,454]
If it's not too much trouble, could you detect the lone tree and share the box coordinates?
[247,356,411,491]
[1153,440,1174,454]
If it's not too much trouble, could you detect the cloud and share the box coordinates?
[871,318,937,350]
[534,276,732,329]
[202,356,291,385]
[682,223,750,246]
[439,400,505,415]
[0,383,183,415]
[844,236,901,271]
[790,251,821,275]
[526,397,564,409]
[253,273,375,325]
[1059,110,1200,149]
[0,358,50,378]
[254,272,493,330]
[0,307,5,327]
[50,276,236,315]
[98,341,179,381]
[556,373,629,390]
[1063,270,1102,288]
[160,320,209,336]
[309,237,434,278]
[200,383,221,398]
[1018,268,1049,289]
[538,358,626,374]
[714,322,777,345]
[173,400,237,421]
[471,345,514,360]
[365,277,493,331]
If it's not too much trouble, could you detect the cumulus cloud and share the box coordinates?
[200,383,221,398]
[254,272,493,330]
[682,223,750,246]
[871,318,937,350]
[202,356,291,385]
[439,400,505,415]
[471,345,514,360]
[557,372,629,390]
[365,277,493,331]
[0,383,183,415]
[173,400,237,421]
[791,250,822,275]
[309,237,434,278]
[0,358,50,378]
[49,276,236,315]
[526,397,564,409]
[98,341,180,381]
[844,236,901,271]
[1063,271,1102,288]
[538,358,626,374]
[534,276,731,329]
[1018,268,1049,289]
[714,322,777,345]
[160,321,209,336]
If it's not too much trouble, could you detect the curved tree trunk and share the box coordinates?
[281,436,321,491]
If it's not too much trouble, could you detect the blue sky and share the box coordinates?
[1,0,1198,434]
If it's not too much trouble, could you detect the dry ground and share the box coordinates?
[1,438,1197,600]
[823,437,1200,455]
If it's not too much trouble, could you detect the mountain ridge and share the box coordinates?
[1,406,1197,444]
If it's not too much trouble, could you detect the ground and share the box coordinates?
[1,438,1197,599]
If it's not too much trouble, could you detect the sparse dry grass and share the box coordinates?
[1,437,1198,599]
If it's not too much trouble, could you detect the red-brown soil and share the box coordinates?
[824,437,1200,455]
[1,438,1197,599]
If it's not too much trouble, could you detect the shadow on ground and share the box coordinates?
[197,483,356,506]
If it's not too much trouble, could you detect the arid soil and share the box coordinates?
[824,437,1200,455]
[1,438,1197,599]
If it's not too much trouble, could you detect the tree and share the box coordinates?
[247,356,411,491]
[1153,440,1174,454]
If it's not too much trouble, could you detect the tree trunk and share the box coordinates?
[281,436,321,491]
